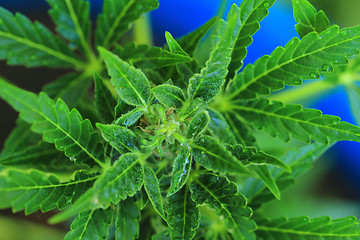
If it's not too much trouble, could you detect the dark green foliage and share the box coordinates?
[0,0,360,239]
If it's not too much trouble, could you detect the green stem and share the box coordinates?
[269,80,335,103]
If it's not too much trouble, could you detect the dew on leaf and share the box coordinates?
[322,64,333,72]
[263,2,270,8]
[310,72,320,79]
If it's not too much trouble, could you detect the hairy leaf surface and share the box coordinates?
[115,107,145,127]
[0,79,105,167]
[186,111,209,139]
[190,174,256,240]
[256,216,360,239]
[152,84,185,109]
[0,7,82,68]
[168,149,192,196]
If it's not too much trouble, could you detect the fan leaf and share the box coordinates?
[152,84,186,109]
[168,148,192,197]
[116,198,141,240]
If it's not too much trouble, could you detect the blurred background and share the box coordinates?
[1,0,360,239]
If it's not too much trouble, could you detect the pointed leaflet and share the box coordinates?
[116,198,141,240]
[249,165,280,200]
[177,17,218,56]
[168,149,192,196]
[143,164,166,220]
[152,84,186,109]
[96,124,139,154]
[65,208,112,240]
[100,47,151,107]
[207,109,237,145]
[165,32,190,57]
[228,25,360,100]
[166,186,200,240]
[229,144,291,172]
[0,7,83,68]
[186,111,210,139]
[115,43,192,69]
[292,0,330,38]
[242,143,331,207]
[51,153,144,223]
[0,169,96,214]
[46,0,92,57]
[227,0,275,79]
[96,0,159,47]
[230,98,360,144]
[191,136,249,175]
[256,216,360,239]
[0,79,105,167]
[94,72,118,123]
[115,107,145,127]
[224,111,256,146]
[190,174,256,240]
[188,4,240,102]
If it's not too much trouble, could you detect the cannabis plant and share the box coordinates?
[1,0,360,239]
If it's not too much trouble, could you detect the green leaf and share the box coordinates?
[188,4,240,102]
[96,0,159,47]
[168,149,192,196]
[165,32,190,57]
[51,153,144,223]
[152,84,186,109]
[166,186,200,240]
[43,72,92,107]
[207,109,237,145]
[0,169,96,214]
[190,173,256,240]
[191,136,249,175]
[115,42,192,69]
[256,216,360,239]
[249,165,280,200]
[94,72,118,123]
[229,144,291,172]
[177,17,218,56]
[143,164,166,220]
[180,98,208,121]
[99,47,151,107]
[228,25,360,100]
[46,0,92,56]
[186,111,209,139]
[346,83,360,125]
[65,208,112,240]
[96,124,139,153]
[0,79,105,167]
[292,0,330,38]
[227,0,275,79]
[242,143,332,207]
[230,98,360,144]
[115,107,145,127]
[152,231,170,240]
[116,198,141,240]
[223,111,256,146]
[0,7,83,68]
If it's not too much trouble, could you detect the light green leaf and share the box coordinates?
[46,0,92,57]
[180,98,207,121]
[114,43,192,69]
[116,198,140,240]
[191,136,249,175]
[177,17,218,56]
[96,0,159,47]
[168,149,192,196]
[65,208,112,240]
[165,32,190,57]
[190,173,256,240]
[230,98,360,144]
[249,165,280,200]
[166,186,200,240]
[227,0,275,79]
[94,72,118,124]
[256,216,360,239]
[228,25,360,100]
[186,111,209,139]
[99,47,151,107]
[0,79,105,167]
[292,0,330,38]
[188,4,240,102]
[0,169,96,214]
[152,84,185,109]
[224,111,256,146]
[207,109,237,145]
[0,7,83,68]
[143,164,166,220]
[51,153,144,223]
[229,144,291,172]
[115,107,145,127]
[96,124,139,153]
